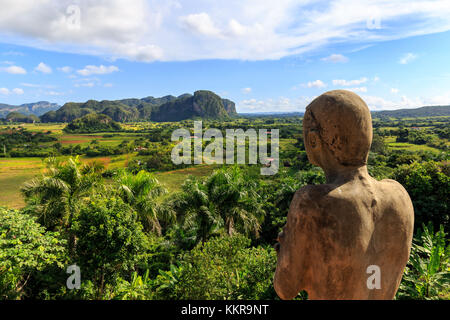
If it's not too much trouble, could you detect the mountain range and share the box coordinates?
[39,90,236,123]
[0,101,60,118]
[371,105,450,118]
[2,94,449,123]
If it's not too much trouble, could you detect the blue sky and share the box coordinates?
[1,0,450,112]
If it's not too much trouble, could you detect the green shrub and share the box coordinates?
[397,223,449,300]
[173,235,277,300]
[392,161,449,232]
[0,207,66,299]
[72,196,149,298]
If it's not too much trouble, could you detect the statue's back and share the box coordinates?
[287,177,414,299]
[273,90,415,300]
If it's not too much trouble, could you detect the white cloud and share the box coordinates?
[58,66,73,73]
[21,83,55,89]
[228,19,248,37]
[241,87,252,94]
[180,12,222,37]
[0,1,449,61]
[20,83,39,88]
[35,62,52,74]
[391,88,399,94]
[333,77,368,86]
[399,53,417,64]
[307,80,326,88]
[12,88,24,94]
[1,65,26,74]
[2,51,24,56]
[239,96,314,113]
[321,54,348,63]
[116,44,163,62]
[349,87,367,92]
[47,90,64,96]
[0,87,24,95]
[362,92,450,110]
[74,82,95,88]
[77,65,119,76]
[424,93,450,106]
[0,0,159,62]
[72,77,102,88]
[104,83,113,88]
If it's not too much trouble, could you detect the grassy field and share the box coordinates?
[388,142,441,152]
[1,123,66,133]
[0,122,218,208]
[0,157,44,208]
[0,123,146,147]
[0,154,217,208]
[155,165,218,192]
[385,136,442,153]
[0,154,127,208]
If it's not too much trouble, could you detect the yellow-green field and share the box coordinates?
[2,121,446,209]
[0,123,147,148]
[0,154,130,208]
[0,123,230,208]
[2,123,66,133]
[388,142,441,153]
[155,165,218,192]
[384,136,443,153]
[0,155,216,209]
[0,157,44,208]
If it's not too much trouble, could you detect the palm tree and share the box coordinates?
[21,157,103,253]
[175,166,265,243]
[174,177,223,244]
[115,170,168,235]
[206,166,264,237]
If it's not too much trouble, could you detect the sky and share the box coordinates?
[1,0,450,113]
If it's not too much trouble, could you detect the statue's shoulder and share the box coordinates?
[374,178,412,202]
[378,178,408,192]
[289,184,335,215]
[293,184,332,200]
[376,178,414,211]
[290,182,372,218]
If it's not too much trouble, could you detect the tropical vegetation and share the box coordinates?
[0,108,448,300]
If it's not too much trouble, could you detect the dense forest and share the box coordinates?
[0,110,448,300]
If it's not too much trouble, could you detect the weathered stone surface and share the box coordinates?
[273,90,414,300]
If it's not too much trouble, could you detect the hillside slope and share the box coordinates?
[151,90,234,122]
[0,101,60,118]
[372,105,450,118]
[64,113,122,133]
[40,90,235,123]
[5,112,40,123]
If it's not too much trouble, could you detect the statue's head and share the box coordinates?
[303,90,372,169]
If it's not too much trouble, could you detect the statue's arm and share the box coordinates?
[274,186,321,299]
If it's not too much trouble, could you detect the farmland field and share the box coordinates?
[0,157,44,208]
[1,118,448,209]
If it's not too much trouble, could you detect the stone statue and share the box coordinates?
[273,90,414,300]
